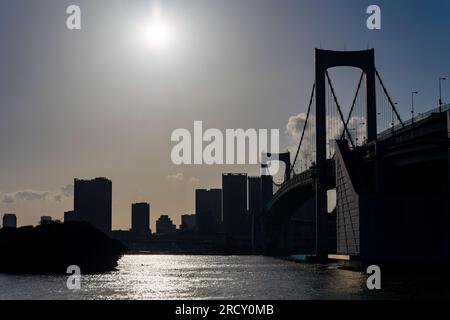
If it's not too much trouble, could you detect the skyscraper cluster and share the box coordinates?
[2,173,273,253]
[66,172,274,249]
[193,173,273,247]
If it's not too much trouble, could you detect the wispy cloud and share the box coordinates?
[60,184,74,197]
[0,184,74,204]
[188,177,200,185]
[2,194,15,204]
[166,173,184,183]
[166,174,200,187]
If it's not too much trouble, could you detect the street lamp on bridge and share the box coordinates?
[439,77,447,112]
[411,91,419,127]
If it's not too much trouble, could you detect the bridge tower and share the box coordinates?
[261,152,291,182]
[314,49,377,257]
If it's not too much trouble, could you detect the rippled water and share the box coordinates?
[0,255,448,300]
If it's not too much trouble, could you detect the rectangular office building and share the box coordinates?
[195,189,222,234]
[74,177,112,234]
[2,213,17,228]
[222,174,248,236]
[132,202,151,235]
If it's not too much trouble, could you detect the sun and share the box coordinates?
[140,6,175,50]
[142,20,174,49]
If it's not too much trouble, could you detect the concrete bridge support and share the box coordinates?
[335,110,450,263]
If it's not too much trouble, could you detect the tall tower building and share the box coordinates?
[222,174,248,237]
[248,176,273,252]
[261,175,274,208]
[248,177,262,218]
[156,215,176,235]
[2,213,17,228]
[131,203,151,235]
[64,210,75,223]
[180,214,196,232]
[195,189,222,234]
[74,177,112,233]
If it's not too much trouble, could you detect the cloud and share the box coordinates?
[286,113,315,164]
[60,184,74,197]
[14,190,51,201]
[0,184,74,204]
[2,194,15,204]
[347,116,366,141]
[188,177,200,185]
[286,113,307,141]
[285,113,366,172]
[166,173,184,183]
[165,174,200,188]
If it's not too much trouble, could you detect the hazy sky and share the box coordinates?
[1,0,450,230]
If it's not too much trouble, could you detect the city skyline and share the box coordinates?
[0,171,266,234]
[1,0,450,231]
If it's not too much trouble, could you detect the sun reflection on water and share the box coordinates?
[2,255,447,300]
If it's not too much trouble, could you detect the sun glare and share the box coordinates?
[140,5,175,50]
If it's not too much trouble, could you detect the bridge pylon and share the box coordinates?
[261,152,291,183]
[314,49,377,258]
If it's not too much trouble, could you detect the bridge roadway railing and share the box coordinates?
[378,103,450,140]
[279,170,313,195]
[266,170,312,212]
[270,159,336,207]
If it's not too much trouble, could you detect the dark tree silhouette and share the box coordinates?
[0,222,126,274]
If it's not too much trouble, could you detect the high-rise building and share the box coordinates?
[131,203,151,235]
[156,215,176,235]
[74,177,112,233]
[248,176,273,252]
[261,175,273,208]
[40,216,53,225]
[180,214,196,232]
[64,210,75,223]
[2,213,17,228]
[256,175,273,253]
[195,189,222,234]
[222,173,247,236]
[248,177,262,218]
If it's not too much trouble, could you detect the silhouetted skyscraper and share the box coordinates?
[248,175,273,252]
[261,175,273,208]
[156,215,176,235]
[131,203,151,235]
[222,174,247,236]
[181,214,196,232]
[40,216,53,225]
[74,178,112,233]
[64,210,75,223]
[195,189,222,234]
[248,177,262,218]
[256,175,273,253]
[2,213,17,228]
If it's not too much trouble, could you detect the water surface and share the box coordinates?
[0,255,447,300]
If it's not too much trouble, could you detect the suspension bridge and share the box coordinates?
[259,49,450,264]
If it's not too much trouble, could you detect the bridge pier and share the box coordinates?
[334,110,450,263]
